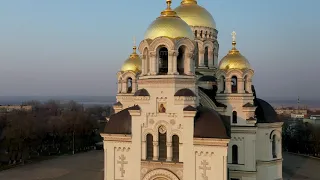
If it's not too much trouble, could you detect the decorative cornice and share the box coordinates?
[194,138,229,147]
[101,134,132,142]
[257,122,284,128]
[256,159,283,166]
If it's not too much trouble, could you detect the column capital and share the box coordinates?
[166,142,172,147]
[186,52,194,59]
[168,50,178,56]
[153,141,158,146]
[199,49,205,54]
[149,52,157,57]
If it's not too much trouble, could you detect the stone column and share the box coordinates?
[166,142,172,161]
[132,80,137,93]
[246,79,252,93]
[153,141,159,160]
[117,80,122,93]
[142,141,146,160]
[214,52,219,68]
[208,50,214,68]
[198,49,205,67]
[168,51,174,75]
[172,51,178,75]
[238,78,245,94]
[184,52,193,75]
[225,78,232,93]
[149,52,157,75]
[121,80,126,93]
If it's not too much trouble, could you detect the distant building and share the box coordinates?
[275,107,307,116]
[303,115,320,126]
[0,105,32,113]
[290,113,305,120]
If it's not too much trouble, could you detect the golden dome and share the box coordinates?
[219,32,251,70]
[144,0,194,40]
[174,0,216,29]
[121,46,142,73]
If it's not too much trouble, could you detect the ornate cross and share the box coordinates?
[133,36,136,47]
[199,160,211,180]
[117,154,128,177]
[231,31,237,42]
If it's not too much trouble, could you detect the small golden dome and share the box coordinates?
[144,0,194,40]
[121,45,142,73]
[219,32,251,70]
[175,0,216,29]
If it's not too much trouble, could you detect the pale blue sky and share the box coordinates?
[0,0,319,100]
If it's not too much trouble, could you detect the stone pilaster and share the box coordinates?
[172,51,178,75]
[184,52,193,75]
[238,79,245,94]
[141,55,146,75]
[168,51,174,75]
[225,78,232,93]
[142,141,146,160]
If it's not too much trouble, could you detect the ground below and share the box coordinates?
[0,151,319,180]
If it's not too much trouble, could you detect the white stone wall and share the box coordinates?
[194,144,228,180]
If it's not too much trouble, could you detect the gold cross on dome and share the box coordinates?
[231,31,237,42]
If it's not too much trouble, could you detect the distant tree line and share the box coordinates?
[281,115,320,157]
[0,100,112,166]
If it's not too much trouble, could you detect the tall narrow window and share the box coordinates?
[232,145,238,164]
[158,126,167,161]
[146,134,153,160]
[244,75,247,92]
[195,30,198,37]
[172,135,179,162]
[272,135,277,158]
[127,77,132,93]
[231,76,238,93]
[221,76,226,93]
[158,47,168,75]
[204,47,209,67]
[232,111,237,124]
[177,46,185,75]
[200,30,203,38]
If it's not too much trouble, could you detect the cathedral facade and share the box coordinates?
[101,1,283,180]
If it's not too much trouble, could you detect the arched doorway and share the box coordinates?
[142,169,180,180]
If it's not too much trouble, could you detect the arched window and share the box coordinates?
[272,135,277,158]
[232,111,237,124]
[232,145,238,164]
[146,134,153,160]
[204,47,209,67]
[209,32,212,38]
[244,75,247,92]
[158,126,167,161]
[195,30,198,37]
[127,77,132,93]
[200,30,203,38]
[231,76,238,93]
[158,47,168,75]
[177,46,185,74]
[205,31,208,38]
[172,135,179,162]
[221,76,226,93]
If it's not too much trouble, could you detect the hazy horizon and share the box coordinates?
[0,0,319,99]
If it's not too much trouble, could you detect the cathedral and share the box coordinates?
[101,0,283,180]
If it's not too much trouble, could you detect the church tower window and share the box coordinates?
[204,47,209,67]
[232,111,237,124]
[158,126,167,161]
[272,134,277,158]
[172,135,179,162]
[158,47,168,75]
[231,76,238,93]
[127,77,132,93]
[232,145,238,164]
[146,134,153,160]
[177,46,185,74]
[200,30,203,38]
[221,76,226,93]
[195,30,198,37]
